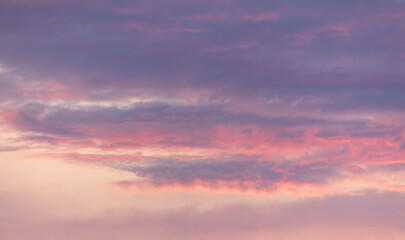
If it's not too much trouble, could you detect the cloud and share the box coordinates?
[104,157,346,191]
[0,1,404,238]
[112,159,283,190]
[0,0,403,112]
[3,101,392,138]
[1,190,405,240]
[243,12,279,22]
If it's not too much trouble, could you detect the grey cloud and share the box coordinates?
[6,102,389,142]
[105,158,346,190]
[0,0,404,113]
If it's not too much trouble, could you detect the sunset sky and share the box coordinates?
[1,0,405,239]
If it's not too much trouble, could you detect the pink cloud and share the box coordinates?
[120,21,206,35]
[285,20,358,45]
[186,13,229,21]
[243,12,279,22]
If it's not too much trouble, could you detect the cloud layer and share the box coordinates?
[0,0,404,239]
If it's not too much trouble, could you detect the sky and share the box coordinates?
[0,0,405,239]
